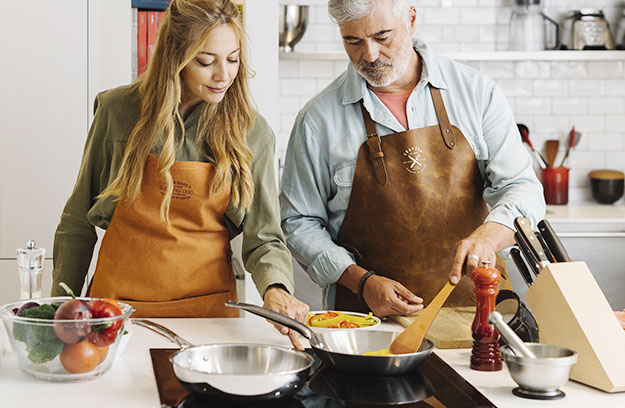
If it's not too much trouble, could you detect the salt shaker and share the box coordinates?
[470,260,502,371]
[17,240,45,299]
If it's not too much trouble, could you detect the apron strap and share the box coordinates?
[430,87,456,150]
[360,102,388,186]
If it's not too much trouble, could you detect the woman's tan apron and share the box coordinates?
[335,87,508,312]
[90,154,239,318]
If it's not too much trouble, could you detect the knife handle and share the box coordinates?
[537,219,572,262]
[510,246,534,286]
[514,232,540,277]
[535,231,556,263]
[514,217,550,270]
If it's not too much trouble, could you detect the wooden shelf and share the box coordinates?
[280,50,625,62]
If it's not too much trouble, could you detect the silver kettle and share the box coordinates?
[560,9,614,50]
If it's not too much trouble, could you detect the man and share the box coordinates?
[280,0,545,317]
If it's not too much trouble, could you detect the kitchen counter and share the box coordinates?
[1,317,624,407]
[546,204,625,224]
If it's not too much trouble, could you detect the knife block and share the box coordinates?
[524,262,625,393]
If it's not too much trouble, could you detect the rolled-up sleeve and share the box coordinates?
[280,113,356,288]
[480,83,546,229]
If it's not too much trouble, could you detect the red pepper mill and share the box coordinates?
[470,260,502,371]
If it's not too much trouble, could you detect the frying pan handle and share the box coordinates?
[132,318,195,349]
[225,301,313,340]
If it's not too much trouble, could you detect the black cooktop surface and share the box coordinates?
[150,349,496,408]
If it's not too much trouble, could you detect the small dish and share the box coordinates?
[306,310,381,333]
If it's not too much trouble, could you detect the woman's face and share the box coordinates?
[181,24,241,107]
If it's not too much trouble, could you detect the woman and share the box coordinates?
[52,0,308,345]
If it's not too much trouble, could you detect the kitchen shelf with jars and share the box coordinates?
[278,1,625,62]
[280,50,625,61]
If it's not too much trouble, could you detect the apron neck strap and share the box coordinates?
[359,102,388,186]
[430,87,456,150]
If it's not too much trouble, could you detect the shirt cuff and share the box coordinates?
[253,269,296,299]
[307,246,357,287]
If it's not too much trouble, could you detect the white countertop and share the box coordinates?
[1,317,624,407]
[547,204,625,223]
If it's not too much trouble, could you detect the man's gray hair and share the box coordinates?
[328,0,411,26]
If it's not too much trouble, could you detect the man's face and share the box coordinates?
[339,0,416,87]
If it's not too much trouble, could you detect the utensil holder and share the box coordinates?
[524,262,625,392]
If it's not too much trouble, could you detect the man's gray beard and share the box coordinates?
[355,36,414,87]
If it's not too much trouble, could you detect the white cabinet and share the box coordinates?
[551,222,625,311]
[0,0,131,304]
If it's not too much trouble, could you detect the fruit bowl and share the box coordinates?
[0,297,134,381]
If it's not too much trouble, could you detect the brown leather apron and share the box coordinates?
[90,154,239,318]
[335,87,507,312]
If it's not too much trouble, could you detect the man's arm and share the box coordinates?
[448,82,545,282]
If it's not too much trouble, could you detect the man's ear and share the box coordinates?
[408,6,417,35]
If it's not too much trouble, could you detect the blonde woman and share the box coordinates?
[53,0,309,346]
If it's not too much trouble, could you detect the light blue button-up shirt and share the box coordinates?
[280,39,545,308]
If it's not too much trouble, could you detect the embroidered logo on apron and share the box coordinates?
[402,146,426,174]
[159,181,195,200]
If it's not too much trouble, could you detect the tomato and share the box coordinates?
[97,346,109,364]
[87,300,123,347]
[60,341,99,374]
[309,311,339,325]
[337,320,359,329]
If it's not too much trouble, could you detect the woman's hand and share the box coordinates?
[263,286,310,350]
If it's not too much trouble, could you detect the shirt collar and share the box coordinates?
[341,38,448,106]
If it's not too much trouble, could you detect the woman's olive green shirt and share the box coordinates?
[52,82,294,298]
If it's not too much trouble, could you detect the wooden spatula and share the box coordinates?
[545,139,559,168]
[389,281,457,354]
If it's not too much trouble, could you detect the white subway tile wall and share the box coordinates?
[277,0,625,204]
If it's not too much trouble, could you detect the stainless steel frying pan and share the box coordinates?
[132,319,313,401]
[226,301,433,376]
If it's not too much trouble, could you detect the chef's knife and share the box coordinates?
[514,231,540,277]
[514,217,550,271]
[537,219,572,262]
[535,231,556,263]
[510,246,534,286]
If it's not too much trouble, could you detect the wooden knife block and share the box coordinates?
[524,262,625,393]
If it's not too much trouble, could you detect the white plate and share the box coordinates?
[306,310,381,333]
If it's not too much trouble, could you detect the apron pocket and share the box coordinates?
[121,291,239,318]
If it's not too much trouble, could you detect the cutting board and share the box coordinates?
[390,306,475,349]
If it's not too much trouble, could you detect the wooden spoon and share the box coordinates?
[389,281,457,355]
[545,139,559,168]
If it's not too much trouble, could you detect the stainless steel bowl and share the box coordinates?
[279,5,309,52]
[501,343,577,398]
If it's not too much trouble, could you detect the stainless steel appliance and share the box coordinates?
[509,0,559,50]
[616,10,625,49]
[560,9,615,50]
[279,5,309,52]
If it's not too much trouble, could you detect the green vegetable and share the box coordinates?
[13,304,64,364]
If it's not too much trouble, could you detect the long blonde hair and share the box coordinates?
[101,0,255,221]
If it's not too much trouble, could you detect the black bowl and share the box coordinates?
[589,170,624,204]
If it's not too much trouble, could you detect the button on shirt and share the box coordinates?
[279,39,545,308]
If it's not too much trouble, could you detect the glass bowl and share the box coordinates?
[0,297,134,381]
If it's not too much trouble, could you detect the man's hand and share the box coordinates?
[362,274,423,317]
[263,285,310,350]
[338,264,423,317]
[448,221,515,284]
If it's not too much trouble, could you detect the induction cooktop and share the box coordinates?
[150,348,496,408]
